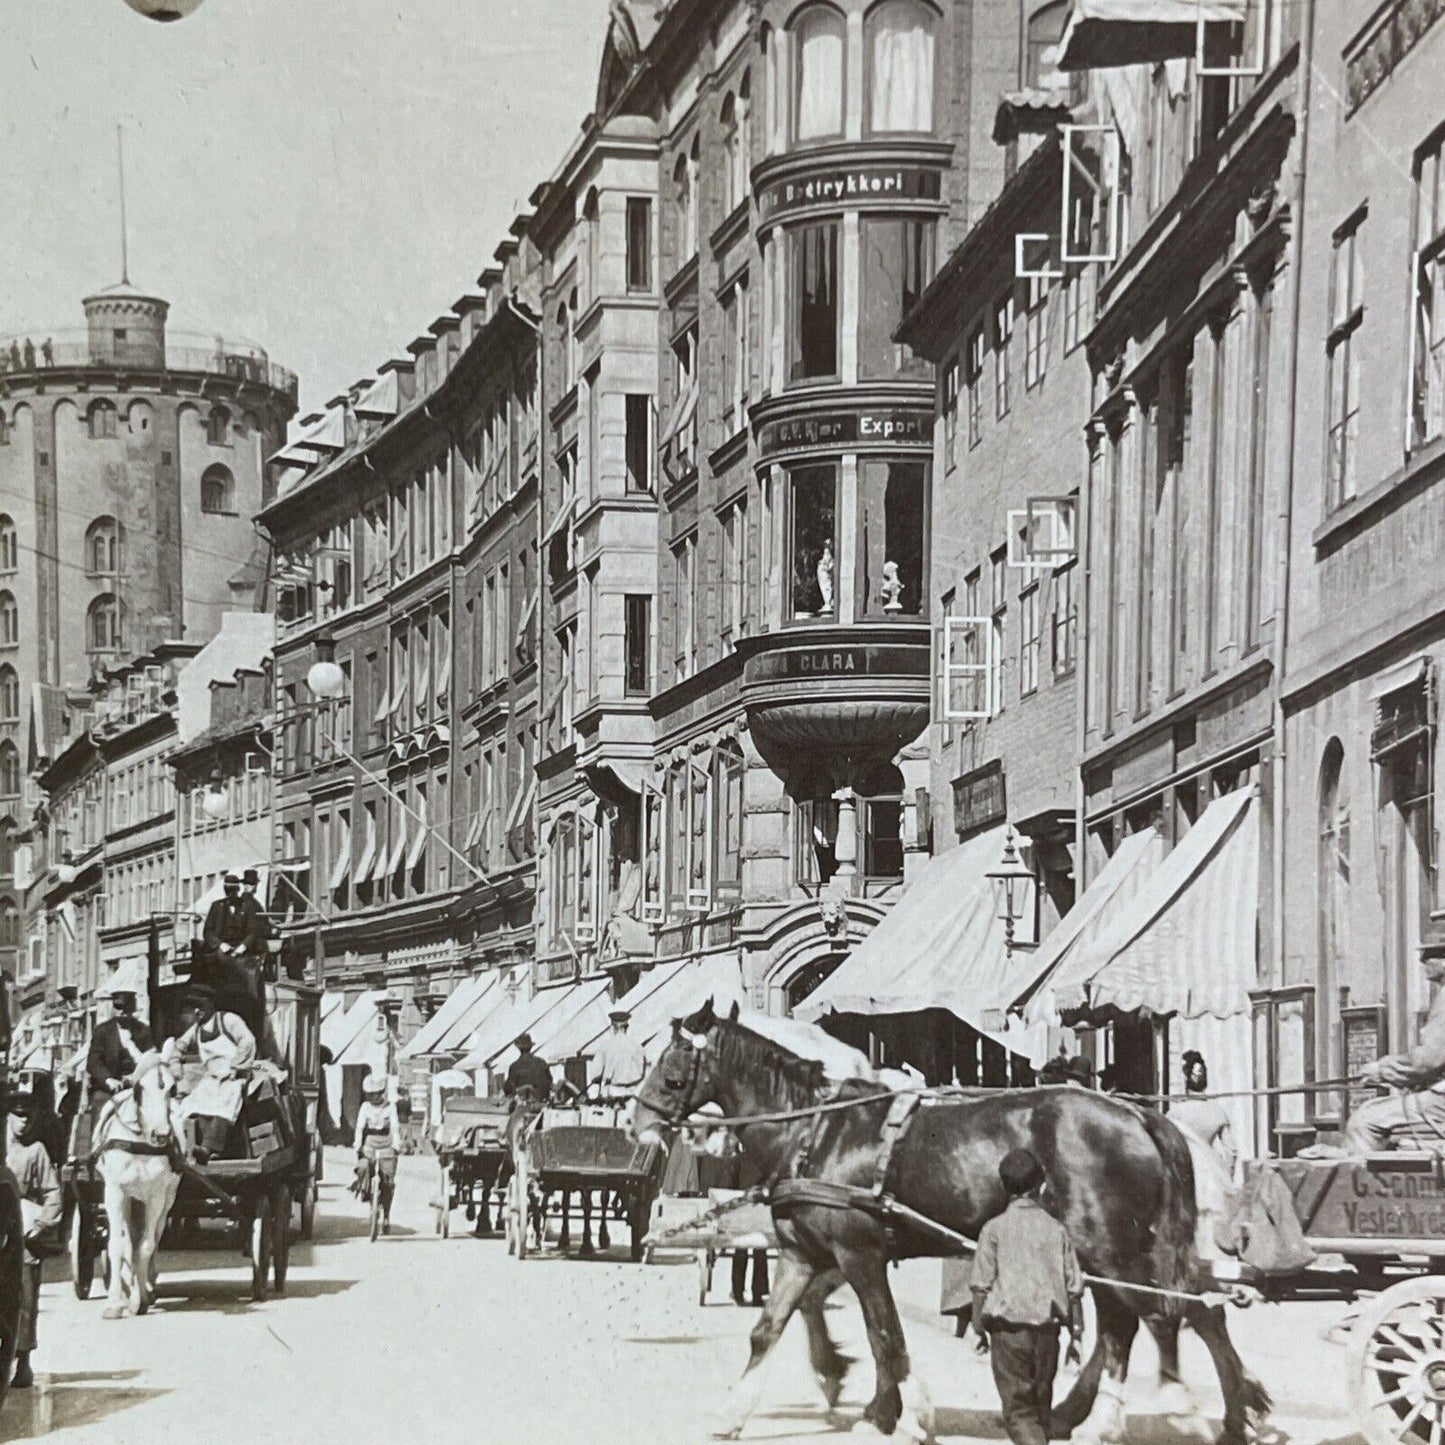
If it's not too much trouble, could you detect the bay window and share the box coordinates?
[786,463,838,621]
[859,218,934,379]
[866,0,936,135]
[789,221,839,383]
[858,459,926,618]
[793,5,845,143]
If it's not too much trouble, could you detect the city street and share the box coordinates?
[0,1148,1367,1444]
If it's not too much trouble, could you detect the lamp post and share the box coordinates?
[986,827,1034,957]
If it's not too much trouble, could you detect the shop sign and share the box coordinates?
[952,761,1006,840]
[746,643,928,685]
[757,406,931,461]
[759,164,942,222]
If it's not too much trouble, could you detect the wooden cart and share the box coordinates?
[433,1095,512,1237]
[644,1189,778,1305]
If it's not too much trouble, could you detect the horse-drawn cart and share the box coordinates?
[506,1105,663,1261]
[433,1095,511,1237]
[644,1189,777,1305]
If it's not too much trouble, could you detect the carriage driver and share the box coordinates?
[162,982,258,1163]
[1345,933,1445,1152]
[88,979,157,1103]
[503,1033,554,1103]
[596,1008,646,1105]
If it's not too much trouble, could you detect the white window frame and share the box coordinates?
[939,615,993,722]
[1060,125,1122,266]
[641,776,666,924]
[684,757,714,913]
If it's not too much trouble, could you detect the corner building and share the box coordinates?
[532,0,1024,1045]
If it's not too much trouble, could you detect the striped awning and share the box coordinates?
[400,974,488,1060]
[1057,0,1246,70]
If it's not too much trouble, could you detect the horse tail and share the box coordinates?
[1138,1108,1199,1320]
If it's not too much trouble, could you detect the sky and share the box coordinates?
[0,0,608,416]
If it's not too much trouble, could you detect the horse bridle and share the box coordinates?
[95,1082,178,1159]
[656,1031,707,1125]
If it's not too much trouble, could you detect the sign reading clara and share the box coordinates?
[758,164,943,222]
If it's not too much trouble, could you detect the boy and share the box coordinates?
[970,1148,1085,1445]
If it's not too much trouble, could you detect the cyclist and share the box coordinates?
[353,1072,401,1232]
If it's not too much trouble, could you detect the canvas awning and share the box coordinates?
[456,977,609,1074]
[400,973,490,1060]
[355,370,400,420]
[405,796,429,871]
[543,482,576,543]
[97,956,149,998]
[1045,787,1257,1022]
[489,977,615,1075]
[1015,826,1165,1027]
[794,825,1036,1048]
[1057,0,1246,71]
[431,970,514,1055]
[322,990,383,1060]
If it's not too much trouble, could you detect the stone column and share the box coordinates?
[830,785,858,896]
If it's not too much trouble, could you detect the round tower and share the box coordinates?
[82,283,170,370]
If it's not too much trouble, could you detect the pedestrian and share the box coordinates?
[1170,1051,1236,1174]
[6,1080,63,1389]
[22,339,34,370]
[970,1148,1084,1445]
[40,338,53,366]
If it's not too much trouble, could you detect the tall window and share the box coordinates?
[86,515,122,575]
[201,464,235,514]
[1244,285,1272,649]
[87,401,117,440]
[966,324,985,446]
[1024,275,1050,390]
[990,547,1007,716]
[793,5,846,142]
[206,405,231,446]
[859,460,925,617]
[626,197,652,292]
[790,222,840,382]
[1317,738,1349,1029]
[721,499,750,648]
[859,218,934,379]
[0,667,16,723]
[723,75,752,214]
[858,763,905,880]
[1051,560,1078,677]
[994,291,1015,419]
[0,745,19,799]
[788,463,838,621]
[625,393,654,493]
[943,358,960,469]
[624,594,652,696]
[1019,581,1041,696]
[866,0,936,134]
[1161,351,1192,692]
[722,278,751,435]
[0,517,15,574]
[672,534,698,682]
[1327,214,1364,510]
[715,742,746,892]
[1412,132,1445,450]
[674,143,697,265]
[0,593,19,648]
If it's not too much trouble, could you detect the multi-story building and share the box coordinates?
[530,0,1028,1042]
[257,246,541,1084]
[0,278,295,985]
[1274,2,1445,1148]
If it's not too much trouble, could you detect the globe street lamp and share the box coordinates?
[986,827,1035,957]
[123,0,206,19]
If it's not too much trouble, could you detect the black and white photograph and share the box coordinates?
[0,0,1441,1440]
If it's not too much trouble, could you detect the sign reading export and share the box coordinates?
[756,406,931,461]
[758,164,943,222]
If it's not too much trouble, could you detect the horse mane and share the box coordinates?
[708,1016,831,1108]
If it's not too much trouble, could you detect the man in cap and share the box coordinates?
[6,1080,63,1388]
[970,1148,1085,1445]
[503,1033,554,1104]
[203,872,267,961]
[88,978,156,1105]
[240,868,274,951]
[163,982,257,1163]
[596,1007,647,1105]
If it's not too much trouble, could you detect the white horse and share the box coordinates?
[93,1056,183,1320]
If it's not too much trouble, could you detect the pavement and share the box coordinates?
[0,1147,1366,1444]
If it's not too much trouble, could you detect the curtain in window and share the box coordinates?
[796,10,844,140]
[870,3,934,133]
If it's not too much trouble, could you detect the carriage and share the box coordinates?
[504,1104,663,1261]
[645,1189,778,1304]
[432,1094,512,1237]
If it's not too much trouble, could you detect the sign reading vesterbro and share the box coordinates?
[758,164,943,222]
[756,406,931,461]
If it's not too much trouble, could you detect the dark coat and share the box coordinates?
[504,1051,553,1100]
[203,893,267,953]
[88,1015,157,1094]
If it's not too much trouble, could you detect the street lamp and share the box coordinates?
[202,768,230,820]
[986,827,1034,956]
[122,0,207,19]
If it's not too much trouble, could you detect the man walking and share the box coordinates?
[970,1148,1085,1445]
[6,1081,62,1389]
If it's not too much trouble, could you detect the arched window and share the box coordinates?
[0,826,14,878]
[866,0,936,134]
[793,5,846,143]
[201,463,235,514]
[206,405,231,446]
[0,901,17,948]
[857,762,905,879]
[0,745,19,799]
[0,667,18,723]
[1318,738,1350,1026]
[722,82,752,215]
[86,515,122,576]
[1026,0,1069,87]
[714,741,746,890]
[87,399,117,440]
[0,593,16,648]
[673,150,695,265]
[87,594,122,655]
[0,515,16,573]
[583,187,601,303]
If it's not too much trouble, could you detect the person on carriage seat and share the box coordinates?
[595,1008,646,1106]
[503,1033,553,1104]
[352,1073,400,1230]
[7,1080,63,1390]
[162,983,257,1164]
[88,983,156,1105]
[1344,937,1445,1152]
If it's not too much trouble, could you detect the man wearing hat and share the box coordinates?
[88,978,156,1106]
[6,1080,62,1388]
[503,1033,553,1103]
[596,1008,647,1105]
[240,868,274,949]
[352,1072,400,1230]
[203,872,268,961]
[163,983,257,1162]
[970,1148,1085,1445]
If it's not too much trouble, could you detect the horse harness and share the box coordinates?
[91,1095,182,1165]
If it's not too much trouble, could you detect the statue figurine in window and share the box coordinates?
[816,539,835,614]
[880,560,904,613]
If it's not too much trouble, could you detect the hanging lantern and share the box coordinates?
[122,0,206,19]
[202,784,230,820]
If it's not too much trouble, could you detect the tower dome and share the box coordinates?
[82,282,169,369]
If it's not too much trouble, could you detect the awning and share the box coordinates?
[400,973,490,1060]
[432,970,513,1055]
[355,813,378,881]
[489,977,614,1075]
[1057,0,1245,71]
[1015,826,1165,1027]
[387,813,410,876]
[629,952,747,1063]
[456,977,610,1073]
[320,991,346,1024]
[355,370,400,420]
[334,1009,392,1071]
[543,482,576,544]
[328,818,353,891]
[97,957,149,998]
[1368,655,1430,703]
[794,825,1035,1044]
[1047,787,1257,1021]
[406,796,429,871]
[322,990,383,1060]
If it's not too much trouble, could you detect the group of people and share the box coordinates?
[0,337,52,373]
[501,1007,647,1108]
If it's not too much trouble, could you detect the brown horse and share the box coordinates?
[634,1001,1269,1443]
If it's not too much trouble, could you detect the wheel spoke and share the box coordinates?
[1395,1399,1429,1441]
[1381,1326,1433,1364]
[1372,1348,1420,1376]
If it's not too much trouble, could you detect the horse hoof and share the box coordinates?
[821,1372,847,1409]
[102,1306,127,1321]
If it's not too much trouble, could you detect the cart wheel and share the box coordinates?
[1351,1276,1445,1445]
[71,1206,95,1300]
[514,1159,531,1260]
[629,1191,647,1263]
[698,1249,713,1307]
[250,1197,273,1302]
[436,1163,450,1237]
[272,1187,291,1295]
[298,1180,316,1242]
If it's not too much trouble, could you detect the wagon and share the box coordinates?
[433,1095,512,1237]
[644,1189,778,1305]
[505,1105,663,1261]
